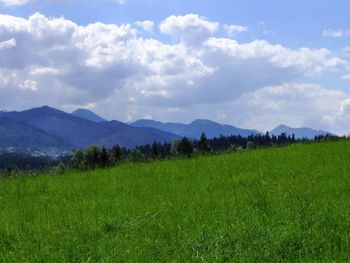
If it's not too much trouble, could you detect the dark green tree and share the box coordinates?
[151,142,158,159]
[198,132,211,153]
[100,147,110,168]
[71,149,84,169]
[292,133,296,141]
[278,132,288,145]
[129,149,144,162]
[84,145,101,169]
[111,145,123,164]
[177,137,193,157]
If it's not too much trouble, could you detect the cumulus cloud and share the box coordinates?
[20,79,38,91]
[324,99,350,135]
[0,13,348,133]
[224,24,248,37]
[0,38,16,49]
[134,20,154,33]
[232,83,348,133]
[160,14,219,45]
[323,29,350,38]
[102,83,350,135]
[0,0,28,6]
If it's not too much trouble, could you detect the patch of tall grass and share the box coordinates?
[1,140,350,262]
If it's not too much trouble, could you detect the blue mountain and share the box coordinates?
[2,106,113,148]
[270,124,334,139]
[0,106,336,152]
[0,115,66,151]
[72,108,107,123]
[1,106,179,150]
[131,119,261,139]
[96,121,180,148]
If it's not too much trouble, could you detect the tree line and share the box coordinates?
[68,132,339,170]
[0,152,71,175]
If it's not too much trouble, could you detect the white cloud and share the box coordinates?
[0,38,16,49]
[103,83,350,134]
[0,0,28,6]
[204,38,345,76]
[342,74,350,80]
[134,20,154,33]
[324,99,350,135]
[20,79,38,91]
[323,29,350,38]
[232,83,349,134]
[224,24,248,37]
[160,14,219,45]
[0,13,348,133]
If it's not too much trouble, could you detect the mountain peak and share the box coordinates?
[40,105,53,109]
[3,105,66,121]
[275,124,291,129]
[191,119,216,125]
[270,124,333,139]
[30,105,55,110]
[133,119,162,124]
[72,108,107,123]
[37,105,61,113]
[132,118,260,139]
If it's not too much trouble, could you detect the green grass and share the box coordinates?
[1,140,350,262]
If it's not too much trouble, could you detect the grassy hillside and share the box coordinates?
[1,140,350,262]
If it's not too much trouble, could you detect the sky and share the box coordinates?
[0,0,350,134]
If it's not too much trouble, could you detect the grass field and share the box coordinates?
[1,140,350,262]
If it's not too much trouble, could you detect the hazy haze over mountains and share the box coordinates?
[270,125,333,139]
[131,119,334,140]
[131,119,261,139]
[72,109,107,123]
[0,115,66,151]
[0,106,334,153]
[0,106,179,151]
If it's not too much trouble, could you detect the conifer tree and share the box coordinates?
[177,137,193,157]
[198,132,211,153]
[151,142,158,159]
[100,147,110,168]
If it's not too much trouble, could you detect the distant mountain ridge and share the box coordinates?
[72,109,107,123]
[0,106,179,151]
[131,119,261,139]
[2,106,113,148]
[0,116,66,151]
[269,124,333,139]
[0,106,336,153]
[131,119,335,140]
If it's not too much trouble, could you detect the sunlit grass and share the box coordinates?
[1,140,350,262]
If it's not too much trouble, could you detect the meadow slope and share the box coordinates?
[1,141,350,262]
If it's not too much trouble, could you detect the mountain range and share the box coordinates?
[0,115,66,151]
[72,108,107,123]
[270,125,332,139]
[131,119,261,139]
[0,106,179,152]
[0,106,335,153]
[131,120,333,140]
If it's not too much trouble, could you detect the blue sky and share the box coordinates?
[0,0,350,133]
